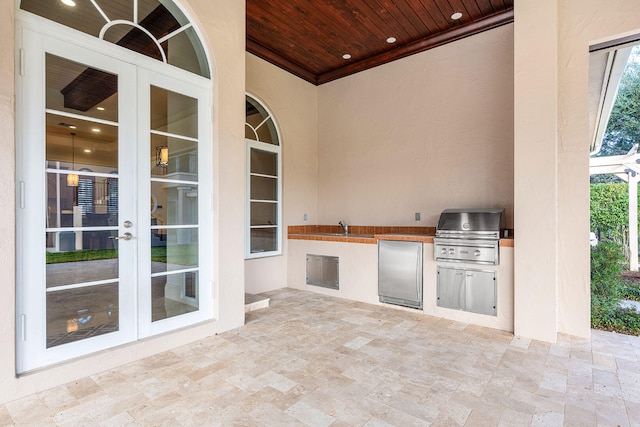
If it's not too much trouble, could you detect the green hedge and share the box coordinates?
[590,183,640,261]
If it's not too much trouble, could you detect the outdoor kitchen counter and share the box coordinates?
[288,226,514,247]
[287,224,515,333]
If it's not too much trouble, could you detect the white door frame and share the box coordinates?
[16,14,213,373]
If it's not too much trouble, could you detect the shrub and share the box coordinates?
[590,240,640,335]
[590,240,624,299]
[620,281,640,301]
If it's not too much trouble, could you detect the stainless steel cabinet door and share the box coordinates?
[437,266,466,310]
[306,254,339,290]
[465,270,496,315]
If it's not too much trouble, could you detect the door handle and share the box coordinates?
[109,232,133,241]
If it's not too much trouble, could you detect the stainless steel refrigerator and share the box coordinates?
[378,240,423,309]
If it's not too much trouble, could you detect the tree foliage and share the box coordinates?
[597,46,640,157]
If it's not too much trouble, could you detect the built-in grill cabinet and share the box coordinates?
[434,208,504,317]
[437,266,496,316]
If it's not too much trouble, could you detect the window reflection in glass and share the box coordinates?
[150,134,198,181]
[250,202,277,227]
[46,231,119,287]
[150,181,198,226]
[150,86,198,138]
[46,55,119,122]
[150,228,198,274]
[250,175,277,201]
[46,283,119,348]
[151,272,199,322]
[46,173,119,229]
[250,228,277,253]
[250,149,277,176]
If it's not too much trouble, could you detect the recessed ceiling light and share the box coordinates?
[61,0,76,6]
[451,12,463,20]
[342,54,352,60]
[386,37,397,44]
[83,149,92,153]
[96,106,105,111]
[69,125,77,129]
[91,128,101,133]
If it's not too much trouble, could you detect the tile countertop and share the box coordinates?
[288,225,514,247]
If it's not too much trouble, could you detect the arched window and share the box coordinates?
[20,0,209,77]
[245,95,281,258]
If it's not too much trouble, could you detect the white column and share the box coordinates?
[513,0,559,342]
[629,175,638,271]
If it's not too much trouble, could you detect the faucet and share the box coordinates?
[339,220,348,235]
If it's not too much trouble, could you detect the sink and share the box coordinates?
[315,233,374,238]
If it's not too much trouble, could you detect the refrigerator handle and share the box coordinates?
[416,245,422,298]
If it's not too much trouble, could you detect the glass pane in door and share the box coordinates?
[45,54,121,347]
[149,86,200,322]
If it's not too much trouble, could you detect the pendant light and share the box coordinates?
[67,132,79,187]
[156,145,169,168]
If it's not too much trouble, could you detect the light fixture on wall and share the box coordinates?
[67,132,79,187]
[156,146,169,168]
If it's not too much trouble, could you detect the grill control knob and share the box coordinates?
[448,249,455,255]
[441,248,447,255]
[474,250,481,257]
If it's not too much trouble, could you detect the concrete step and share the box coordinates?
[245,293,270,313]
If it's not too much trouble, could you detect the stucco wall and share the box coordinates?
[514,0,640,342]
[316,24,515,229]
[557,0,640,338]
[513,0,559,342]
[1,0,246,404]
[245,53,318,294]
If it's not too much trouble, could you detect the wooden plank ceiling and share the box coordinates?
[247,0,514,85]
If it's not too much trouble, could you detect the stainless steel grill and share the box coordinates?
[434,208,504,265]
[434,208,504,316]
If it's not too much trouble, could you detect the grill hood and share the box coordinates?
[435,208,504,239]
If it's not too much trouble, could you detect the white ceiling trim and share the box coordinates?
[590,47,631,155]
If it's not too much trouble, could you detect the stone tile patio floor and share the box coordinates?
[1,288,639,426]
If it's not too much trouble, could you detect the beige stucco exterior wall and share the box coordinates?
[245,53,318,294]
[316,24,515,229]
[557,0,640,338]
[0,0,246,404]
[514,0,640,342]
[513,0,559,342]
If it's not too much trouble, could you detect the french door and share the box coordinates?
[17,29,212,373]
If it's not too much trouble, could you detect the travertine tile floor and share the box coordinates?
[2,288,640,426]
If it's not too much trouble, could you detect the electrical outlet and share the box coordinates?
[415,212,420,221]
[304,213,308,221]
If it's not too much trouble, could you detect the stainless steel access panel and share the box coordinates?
[306,254,339,290]
[378,240,423,309]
